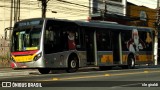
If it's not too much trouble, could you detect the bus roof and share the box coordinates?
[16,18,153,32]
[74,20,153,32]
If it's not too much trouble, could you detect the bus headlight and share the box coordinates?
[34,52,42,61]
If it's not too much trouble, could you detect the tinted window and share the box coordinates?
[44,20,81,54]
[96,30,112,51]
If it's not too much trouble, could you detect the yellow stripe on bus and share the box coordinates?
[101,55,113,63]
[12,54,36,62]
[136,55,153,62]
[100,54,153,63]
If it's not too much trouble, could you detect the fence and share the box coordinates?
[0,35,10,67]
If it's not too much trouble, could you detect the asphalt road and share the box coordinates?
[0,66,160,90]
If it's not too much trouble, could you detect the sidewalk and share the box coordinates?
[0,65,159,78]
[0,67,38,77]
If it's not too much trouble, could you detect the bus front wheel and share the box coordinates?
[66,56,79,73]
[38,68,50,74]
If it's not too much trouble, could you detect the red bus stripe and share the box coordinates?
[11,50,38,56]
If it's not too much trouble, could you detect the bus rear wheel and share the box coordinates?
[38,68,50,74]
[127,55,135,69]
[66,56,79,73]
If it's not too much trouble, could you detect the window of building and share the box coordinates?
[109,0,122,2]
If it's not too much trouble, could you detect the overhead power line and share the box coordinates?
[56,0,89,8]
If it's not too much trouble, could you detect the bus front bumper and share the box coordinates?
[10,58,45,69]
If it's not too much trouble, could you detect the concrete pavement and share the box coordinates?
[0,67,98,78]
[0,68,38,78]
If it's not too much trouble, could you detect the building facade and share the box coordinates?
[127,2,157,28]
[91,2,157,28]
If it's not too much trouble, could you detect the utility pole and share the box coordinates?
[10,0,13,40]
[154,0,160,65]
[14,0,20,23]
[40,0,49,18]
[104,1,107,20]
[42,0,46,18]
[8,0,20,40]
[101,1,107,21]
[17,0,20,21]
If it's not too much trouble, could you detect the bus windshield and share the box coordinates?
[12,27,42,51]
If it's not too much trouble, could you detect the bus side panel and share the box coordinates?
[44,51,69,68]
[97,51,113,66]
[77,51,87,67]
[135,51,153,65]
[121,50,153,65]
[134,30,154,65]
[43,51,87,68]
[121,29,154,65]
[97,51,130,66]
[122,51,129,65]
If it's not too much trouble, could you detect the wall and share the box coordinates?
[0,35,10,67]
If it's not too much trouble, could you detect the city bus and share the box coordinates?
[9,18,154,74]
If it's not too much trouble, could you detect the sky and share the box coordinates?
[127,0,157,9]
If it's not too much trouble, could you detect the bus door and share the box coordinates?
[112,31,122,64]
[85,30,95,65]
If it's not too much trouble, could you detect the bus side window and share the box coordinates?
[145,32,152,50]
[121,31,131,51]
[65,27,80,50]
[138,31,147,51]
[67,31,76,50]
[44,24,61,54]
[49,31,54,41]
[60,30,69,50]
[96,30,111,51]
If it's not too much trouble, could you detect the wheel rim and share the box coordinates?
[70,60,76,68]
[131,58,135,67]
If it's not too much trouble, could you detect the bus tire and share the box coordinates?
[66,56,79,73]
[127,55,135,69]
[38,68,50,74]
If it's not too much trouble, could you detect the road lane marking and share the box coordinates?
[53,78,59,80]
[104,74,111,76]
[150,70,160,73]
[144,71,149,73]
[51,70,160,81]
[111,71,146,76]
[53,75,104,81]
